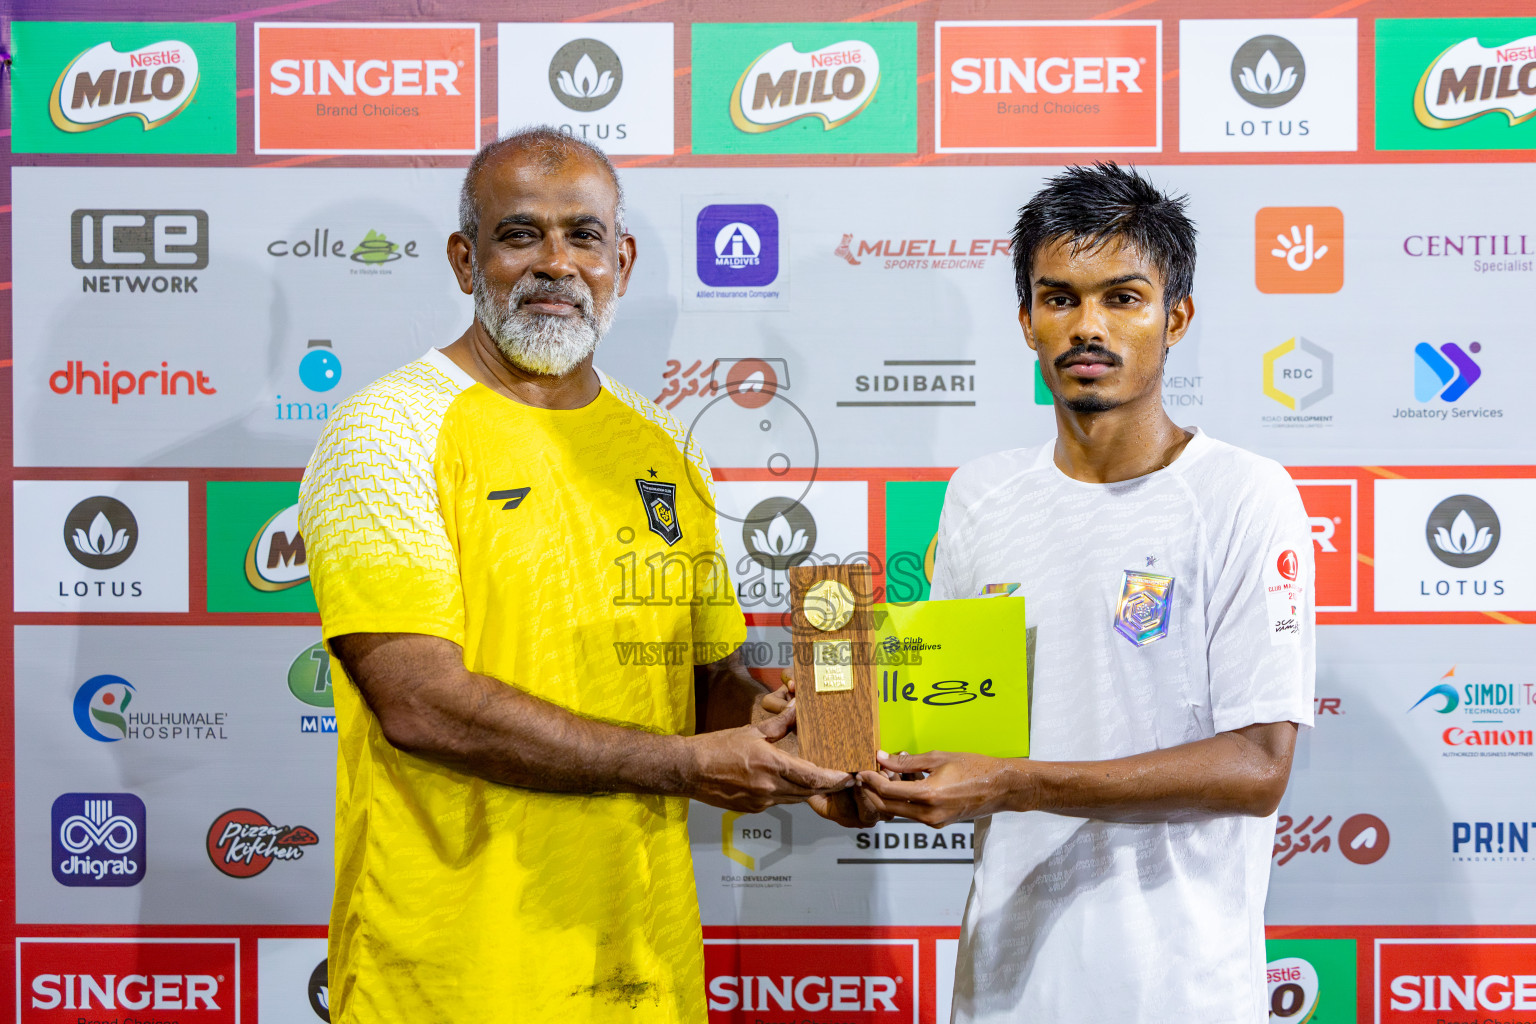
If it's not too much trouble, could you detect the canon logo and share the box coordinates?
[707,974,900,1012]
[949,56,1142,95]
[268,58,460,97]
[31,972,220,1011]
[1389,974,1536,1012]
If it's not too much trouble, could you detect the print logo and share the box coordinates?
[73,674,137,742]
[52,792,147,886]
[245,503,308,591]
[1425,494,1499,568]
[696,204,780,288]
[1262,336,1334,411]
[637,480,682,546]
[206,808,319,878]
[730,40,880,134]
[743,497,817,571]
[1413,341,1481,402]
[1415,33,1536,130]
[1255,207,1344,293]
[63,496,139,569]
[1231,34,1305,107]
[50,39,200,133]
[549,38,622,112]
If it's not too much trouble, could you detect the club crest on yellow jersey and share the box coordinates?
[636,479,682,546]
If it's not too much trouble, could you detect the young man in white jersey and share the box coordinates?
[856,163,1316,1022]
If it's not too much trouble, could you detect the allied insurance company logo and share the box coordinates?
[63,496,138,570]
[19,938,237,1022]
[51,792,147,887]
[703,939,915,1020]
[1414,30,1536,130]
[247,503,309,592]
[936,20,1161,152]
[255,22,479,155]
[549,37,622,112]
[49,38,199,134]
[697,204,780,288]
[1255,206,1344,293]
[1409,665,1534,756]
[206,808,319,878]
[1379,939,1536,1023]
[729,39,881,134]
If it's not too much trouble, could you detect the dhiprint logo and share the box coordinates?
[50,39,199,134]
[1232,35,1305,107]
[1256,207,1344,293]
[206,808,319,878]
[246,503,308,592]
[549,38,622,112]
[697,204,780,288]
[1425,494,1500,568]
[1414,341,1481,402]
[73,674,136,742]
[51,792,147,887]
[63,496,138,569]
[730,40,881,134]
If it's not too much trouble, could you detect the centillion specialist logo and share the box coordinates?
[1414,32,1536,129]
[729,39,881,133]
[50,39,200,133]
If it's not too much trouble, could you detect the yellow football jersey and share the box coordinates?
[297,349,746,1023]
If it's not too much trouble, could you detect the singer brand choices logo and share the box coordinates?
[1255,207,1344,293]
[936,21,1161,152]
[703,939,916,1021]
[1377,18,1536,150]
[255,22,479,154]
[51,793,147,887]
[11,22,236,153]
[20,939,236,1022]
[1378,940,1536,1023]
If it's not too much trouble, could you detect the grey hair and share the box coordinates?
[457,126,627,244]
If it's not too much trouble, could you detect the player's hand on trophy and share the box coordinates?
[686,704,853,813]
[857,750,1025,828]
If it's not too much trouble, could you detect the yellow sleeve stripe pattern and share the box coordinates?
[599,368,718,493]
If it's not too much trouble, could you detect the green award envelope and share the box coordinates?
[872,597,1030,758]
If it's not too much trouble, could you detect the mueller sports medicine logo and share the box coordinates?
[256,22,479,154]
[1415,32,1536,129]
[1379,939,1536,1023]
[64,496,138,570]
[936,21,1160,152]
[207,808,318,878]
[246,503,308,591]
[19,939,236,1021]
[697,204,780,289]
[704,940,915,1021]
[72,209,207,294]
[51,793,146,887]
[50,39,199,133]
[834,232,1011,271]
[730,40,881,133]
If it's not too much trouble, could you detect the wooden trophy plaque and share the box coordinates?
[788,563,878,773]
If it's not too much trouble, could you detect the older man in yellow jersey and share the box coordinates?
[298,127,851,1022]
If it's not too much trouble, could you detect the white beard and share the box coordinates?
[472,263,618,377]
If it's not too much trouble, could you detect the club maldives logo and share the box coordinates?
[1425,494,1500,568]
[549,38,622,112]
[51,792,147,886]
[1256,206,1344,293]
[1414,32,1536,129]
[730,40,881,133]
[63,496,138,569]
[246,503,309,591]
[206,808,318,878]
[1414,341,1482,402]
[697,204,780,288]
[1232,35,1305,107]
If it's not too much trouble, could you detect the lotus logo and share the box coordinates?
[1231,35,1305,108]
[63,496,139,570]
[1425,494,1500,568]
[742,497,816,571]
[548,38,623,113]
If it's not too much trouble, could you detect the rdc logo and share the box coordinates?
[51,792,147,887]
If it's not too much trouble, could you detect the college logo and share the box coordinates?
[1262,336,1333,412]
[63,496,138,569]
[255,22,479,154]
[1425,494,1499,568]
[51,792,146,887]
[246,503,309,591]
[637,480,682,546]
[72,209,208,272]
[936,20,1161,152]
[693,23,916,154]
[1232,35,1305,107]
[743,497,816,571]
[1256,206,1344,293]
[550,38,622,112]
[206,808,319,878]
[19,939,236,1021]
[11,22,236,154]
[1413,341,1481,402]
[73,674,136,742]
[697,204,780,288]
[1379,939,1536,1021]
[1296,480,1357,612]
[703,939,916,1020]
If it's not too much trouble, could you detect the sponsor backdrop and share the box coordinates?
[4,0,1534,1021]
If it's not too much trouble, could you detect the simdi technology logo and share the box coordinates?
[691,22,917,154]
[1376,18,1536,151]
[255,22,480,154]
[10,21,236,154]
[205,482,316,613]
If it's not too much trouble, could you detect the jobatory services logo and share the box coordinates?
[18,938,237,1022]
[936,20,1161,152]
[1425,493,1500,569]
[63,496,138,570]
[255,22,479,154]
[1378,939,1536,1022]
[51,792,146,887]
[1295,480,1357,612]
[206,808,319,878]
[497,24,674,155]
[72,673,231,743]
[1261,336,1333,426]
[1414,342,1481,402]
[692,23,916,155]
[703,938,917,1020]
[697,204,781,290]
[1377,18,1536,151]
[206,482,317,613]
[72,209,208,297]
[1409,665,1534,757]
[1256,206,1344,293]
[10,22,236,154]
[1178,20,1358,152]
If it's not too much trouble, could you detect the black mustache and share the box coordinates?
[1054,344,1124,370]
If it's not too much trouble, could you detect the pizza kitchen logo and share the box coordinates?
[730,39,880,134]
[206,808,318,878]
[1415,32,1536,130]
[51,39,199,134]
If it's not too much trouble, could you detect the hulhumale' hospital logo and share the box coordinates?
[63,495,139,569]
[697,204,780,288]
[1231,35,1306,108]
[549,38,622,112]
[50,39,200,133]
[1425,494,1500,568]
[74,674,137,742]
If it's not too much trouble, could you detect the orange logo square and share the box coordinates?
[255,22,479,155]
[1255,206,1345,294]
[1295,480,1356,612]
[935,21,1161,152]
